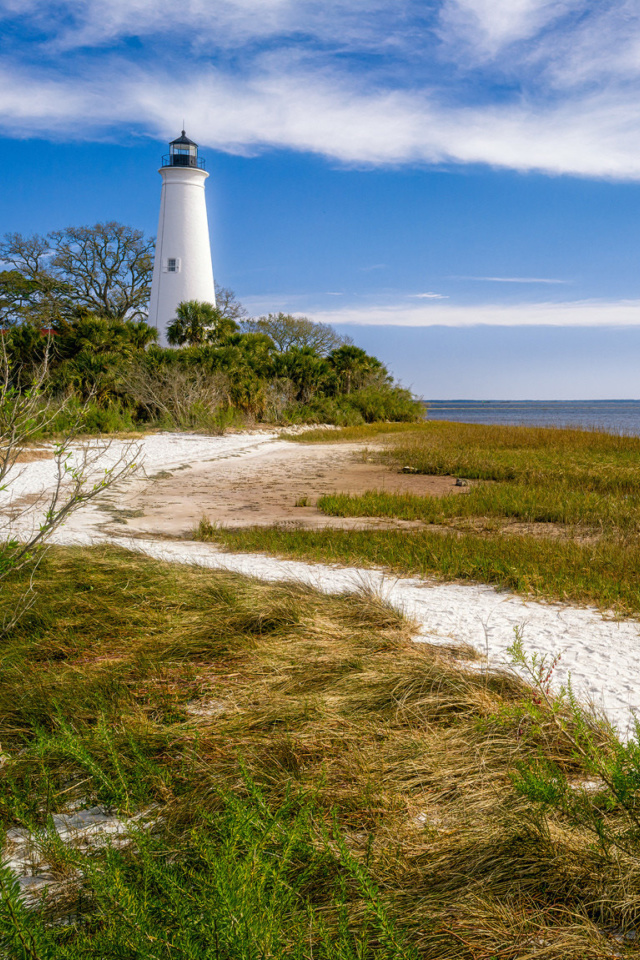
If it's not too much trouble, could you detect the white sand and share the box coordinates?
[4,431,640,737]
[0,429,279,504]
[5,805,153,900]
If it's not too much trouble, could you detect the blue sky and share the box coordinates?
[2,0,640,398]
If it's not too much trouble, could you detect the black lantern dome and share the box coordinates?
[162,130,205,169]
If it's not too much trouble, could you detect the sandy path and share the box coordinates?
[101,437,463,537]
[3,430,463,539]
[51,532,640,737]
[3,431,640,736]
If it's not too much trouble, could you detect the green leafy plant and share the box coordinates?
[509,632,640,862]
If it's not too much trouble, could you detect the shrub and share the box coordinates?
[3,291,422,430]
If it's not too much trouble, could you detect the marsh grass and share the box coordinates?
[380,421,640,493]
[290,423,426,444]
[318,485,640,531]
[294,420,640,537]
[199,523,640,615]
[209,420,640,615]
[297,419,640,492]
[1,545,640,956]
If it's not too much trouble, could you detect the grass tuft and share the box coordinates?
[0,545,638,955]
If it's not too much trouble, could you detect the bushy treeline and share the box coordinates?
[0,223,423,432]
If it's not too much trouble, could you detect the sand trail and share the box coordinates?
[2,430,639,736]
[94,433,464,537]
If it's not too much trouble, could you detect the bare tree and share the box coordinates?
[1,223,155,323]
[122,360,228,431]
[241,313,352,355]
[215,283,248,323]
[0,234,70,327]
[0,233,51,280]
[0,341,141,632]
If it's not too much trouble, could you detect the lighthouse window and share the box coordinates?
[167,258,177,272]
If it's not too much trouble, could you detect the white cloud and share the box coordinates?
[438,0,581,58]
[3,60,640,179]
[530,1,640,91]
[307,299,640,327]
[6,0,397,51]
[409,292,449,299]
[453,276,569,284]
[4,1,640,179]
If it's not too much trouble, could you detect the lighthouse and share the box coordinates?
[148,131,216,341]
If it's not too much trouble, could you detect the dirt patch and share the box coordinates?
[2,434,596,546]
[443,516,598,543]
[14,447,53,464]
[97,441,468,538]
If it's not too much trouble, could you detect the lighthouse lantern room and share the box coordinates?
[164,131,204,169]
[148,130,216,341]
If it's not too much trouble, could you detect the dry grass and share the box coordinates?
[0,545,637,956]
[13,447,54,463]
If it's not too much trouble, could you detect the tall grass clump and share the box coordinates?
[1,545,639,956]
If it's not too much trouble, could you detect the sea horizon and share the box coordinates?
[423,399,640,435]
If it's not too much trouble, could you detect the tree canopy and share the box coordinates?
[0,222,154,323]
[242,313,352,355]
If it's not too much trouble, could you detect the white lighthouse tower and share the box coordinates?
[148,131,216,341]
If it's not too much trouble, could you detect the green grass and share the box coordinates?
[2,545,640,956]
[318,483,640,532]
[297,419,640,532]
[290,422,427,444]
[296,418,640,487]
[197,523,640,615]
[376,419,640,493]
[205,420,640,616]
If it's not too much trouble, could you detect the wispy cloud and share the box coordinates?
[4,2,640,179]
[437,0,581,59]
[452,276,570,284]
[4,0,413,53]
[307,299,640,328]
[409,292,449,299]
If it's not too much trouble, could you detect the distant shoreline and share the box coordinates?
[424,398,640,403]
[422,399,640,435]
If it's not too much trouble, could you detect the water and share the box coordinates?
[424,400,640,436]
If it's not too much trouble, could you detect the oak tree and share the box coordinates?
[242,313,352,355]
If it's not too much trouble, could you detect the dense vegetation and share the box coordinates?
[199,420,640,616]
[0,224,422,432]
[1,546,640,958]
